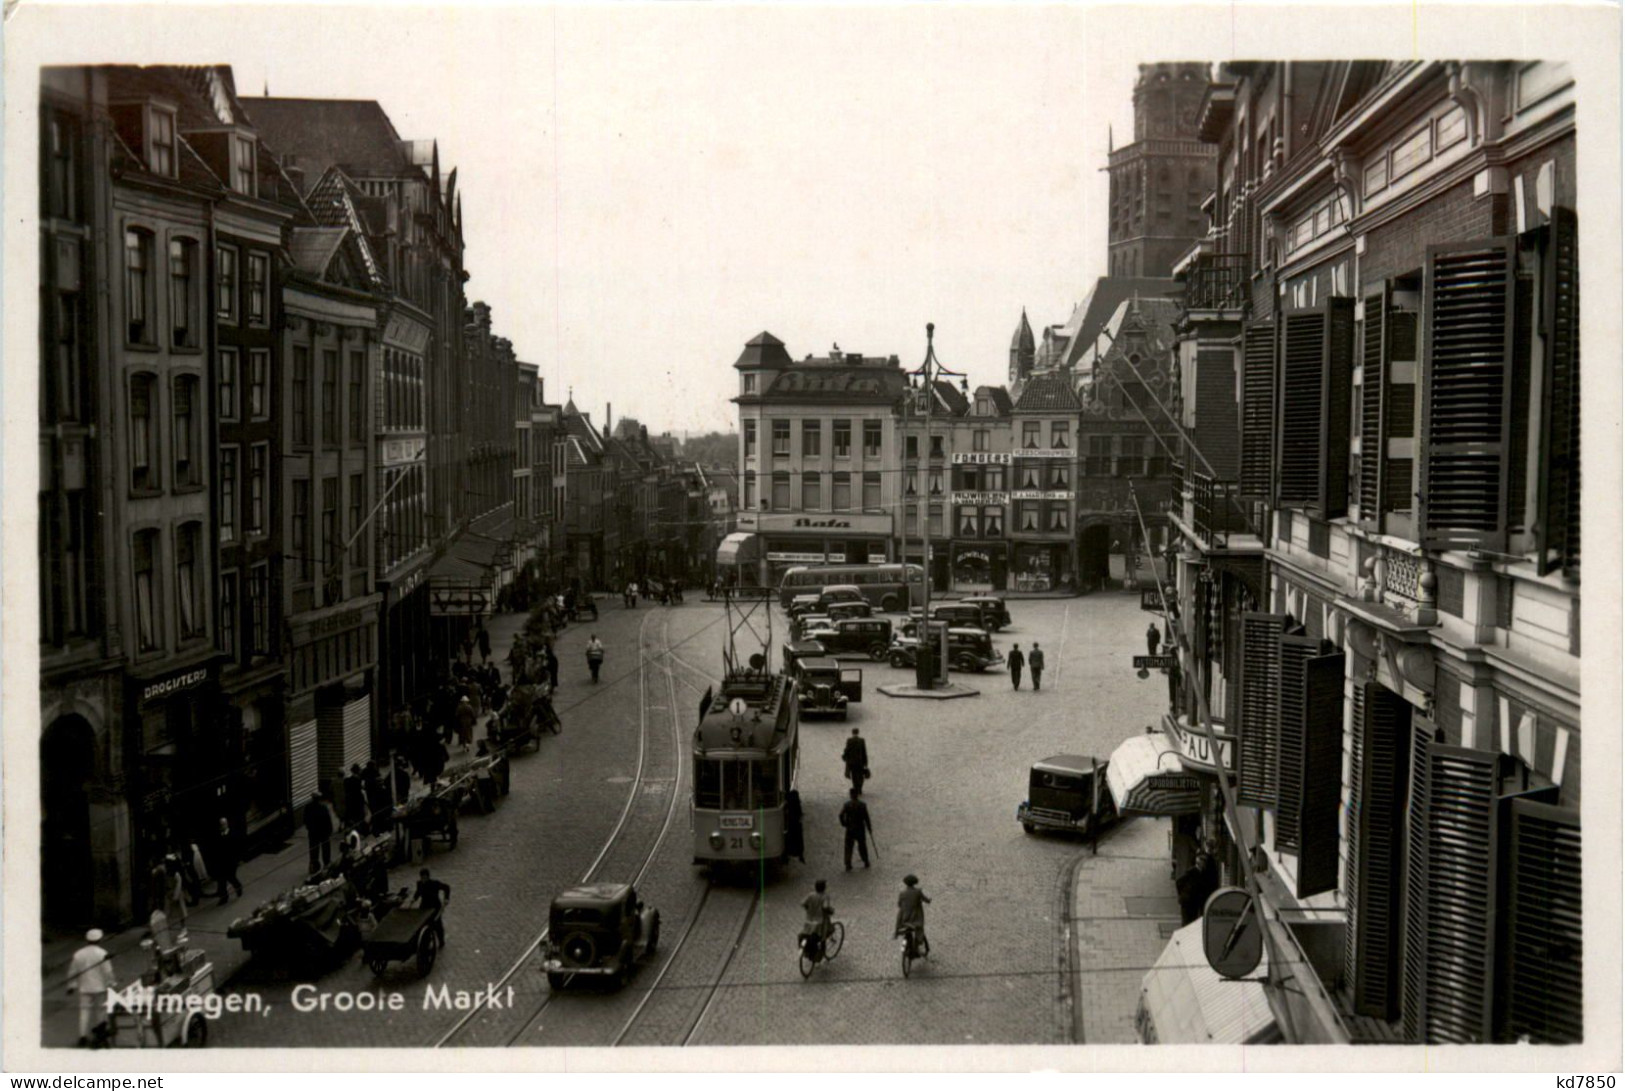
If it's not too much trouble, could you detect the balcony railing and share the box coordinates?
[1190,469,1250,549]
[1183,251,1251,311]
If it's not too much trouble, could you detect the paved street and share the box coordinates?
[192,589,1170,1048]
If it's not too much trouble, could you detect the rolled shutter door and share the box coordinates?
[289,718,320,810]
[342,696,371,772]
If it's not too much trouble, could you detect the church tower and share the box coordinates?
[1106,63,1217,278]
[1009,308,1036,394]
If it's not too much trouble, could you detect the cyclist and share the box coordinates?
[894,874,931,958]
[800,879,834,956]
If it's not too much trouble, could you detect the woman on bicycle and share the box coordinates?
[801,879,833,954]
[895,874,931,957]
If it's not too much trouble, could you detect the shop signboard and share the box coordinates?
[951,452,1011,465]
[1010,490,1074,501]
[1133,654,1177,671]
[1163,715,1235,773]
[1011,448,1073,459]
[766,551,837,563]
[950,492,1009,506]
[737,512,892,535]
[1141,588,1165,611]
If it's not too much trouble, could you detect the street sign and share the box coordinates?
[1202,887,1263,979]
[1133,655,1177,671]
[1141,588,1163,611]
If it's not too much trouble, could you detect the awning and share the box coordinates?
[716,532,761,566]
[1137,920,1281,1045]
[1106,733,1204,816]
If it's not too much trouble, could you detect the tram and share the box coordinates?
[691,589,800,871]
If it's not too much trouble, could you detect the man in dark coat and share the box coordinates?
[1028,642,1047,691]
[304,792,333,875]
[839,788,873,870]
[210,816,244,905]
[784,790,806,864]
[363,761,389,825]
[1146,623,1162,656]
[476,623,492,663]
[841,728,869,794]
[344,764,367,829]
[1008,643,1025,690]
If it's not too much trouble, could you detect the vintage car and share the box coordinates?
[888,625,1002,672]
[927,602,991,632]
[542,883,660,989]
[791,613,837,641]
[782,640,829,673]
[792,657,863,719]
[787,593,825,619]
[825,600,874,622]
[958,595,1012,631]
[815,585,867,611]
[1017,754,1117,839]
[809,617,894,661]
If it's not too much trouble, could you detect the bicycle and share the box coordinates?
[897,924,929,978]
[797,920,845,979]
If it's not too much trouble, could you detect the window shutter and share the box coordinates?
[1345,682,1411,1019]
[1294,648,1345,898]
[1237,612,1287,809]
[1501,799,1582,1043]
[1357,285,1390,528]
[1420,238,1516,551]
[1406,735,1507,1043]
[1400,715,1435,1041]
[1539,208,1579,575]
[1276,297,1354,516]
[1274,635,1317,853]
[1239,321,1276,500]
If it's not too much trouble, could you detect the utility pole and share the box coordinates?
[909,323,968,689]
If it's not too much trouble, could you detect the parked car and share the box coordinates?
[542,883,660,989]
[927,602,990,631]
[783,640,828,673]
[793,615,838,642]
[1016,755,1117,839]
[958,595,1012,631]
[814,585,867,612]
[825,601,874,622]
[888,626,1002,672]
[787,593,824,619]
[793,657,863,719]
[808,617,894,661]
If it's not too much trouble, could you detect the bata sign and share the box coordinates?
[1163,716,1235,773]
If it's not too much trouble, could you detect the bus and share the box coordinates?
[776,563,925,612]
[692,670,799,870]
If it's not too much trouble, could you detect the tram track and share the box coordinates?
[434,607,690,1048]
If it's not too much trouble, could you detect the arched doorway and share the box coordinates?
[41,716,96,929]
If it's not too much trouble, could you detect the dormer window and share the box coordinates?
[232,136,256,196]
[743,373,757,394]
[147,106,176,178]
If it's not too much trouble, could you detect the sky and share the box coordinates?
[59,5,1144,435]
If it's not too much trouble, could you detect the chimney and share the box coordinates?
[605,403,612,434]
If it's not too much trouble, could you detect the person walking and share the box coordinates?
[455,696,477,751]
[1028,642,1046,692]
[460,632,476,665]
[476,623,492,664]
[363,761,390,826]
[67,929,117,1046]
[211,815,243,905]
[343,764,366,831]
[304,792,334,875]
[393,753,412,806]
[1008,643,1025,690]
[838,788,873,870]
[585,634,605,682]
[544,641,560,690]
[841,728,870,795]
[1146,623,1161,656]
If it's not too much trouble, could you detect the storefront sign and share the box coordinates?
[137,664,215,706]
[767,551,837,564]
[1012,448,1073,459]
[430,585,489,616]
[1163,715,1235,773]
[737,511,892,535]
[950,492,1009,506]
[1141,588,1165,611]
[1011,490,1073,501]
[951,452,1011,465]
[867,551,888,564]
[308,604,373,638]
[382,437,425,465]
[383,312,431,356]
[1133,655,1177,671]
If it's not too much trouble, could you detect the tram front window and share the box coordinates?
[721,761,752,809]
[695,758,722,809]
[752,757,781,808]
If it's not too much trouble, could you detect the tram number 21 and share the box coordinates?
[726,836,747,850]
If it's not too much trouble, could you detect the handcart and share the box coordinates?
[362,901,443,977]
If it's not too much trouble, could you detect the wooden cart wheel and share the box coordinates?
[183,1012,208,1047]
[417,928,440,976]
[369,957,389,975]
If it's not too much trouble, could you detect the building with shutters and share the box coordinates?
[732,333,910,586]
[1150,61,1581,1045]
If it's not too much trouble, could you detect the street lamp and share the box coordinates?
[907,323,969,689]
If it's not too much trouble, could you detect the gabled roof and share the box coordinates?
[244,97,418,189]
[304,167,388,291]
[1013,372,1081,413]
[931,379,969,416]
[287,227,348,278]
[1059,277,1182,371]
[973,385,1014,416]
